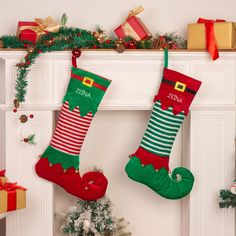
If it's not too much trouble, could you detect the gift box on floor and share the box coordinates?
[0,182,27,213]
[16,16,60,44]
[0,170,7,186]
[187,21,236,49]
[114,6,152,41]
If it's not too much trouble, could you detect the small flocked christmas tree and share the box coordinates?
[60,195,131,236]
[219,179,236,208]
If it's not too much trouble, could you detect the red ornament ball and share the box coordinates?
[106,39,111,44]
[72,49,81,58]
[29,114,34,118]
[24,44,27,48]
[13,108,17,113]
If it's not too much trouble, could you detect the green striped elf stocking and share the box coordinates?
[125,49,202,199]
[35,51,111,201]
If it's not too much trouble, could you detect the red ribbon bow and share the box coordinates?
[197,18,225,60]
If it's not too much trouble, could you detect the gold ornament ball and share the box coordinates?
[19,114,28,123]
[13,99,20,109]
[116,44,126,53]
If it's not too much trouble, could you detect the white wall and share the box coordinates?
[1,0,236,37]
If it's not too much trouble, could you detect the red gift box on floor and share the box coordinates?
[114,6,152,41]
[16,16,60,44]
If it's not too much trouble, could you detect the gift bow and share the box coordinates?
[0,169,6,177]
[128,6,144,19]
[197,18,225,60]
[0,181,27,191]
[18,16,60,39]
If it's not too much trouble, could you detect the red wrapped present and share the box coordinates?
[16,16,60,44]
[0,181,27,213]
[0,170,7,186]
[114,6,152,41]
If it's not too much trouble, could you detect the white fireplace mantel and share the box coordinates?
[0,50,235,236]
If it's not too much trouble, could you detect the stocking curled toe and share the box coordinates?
[125,157,194,199]
[35,158,108,201]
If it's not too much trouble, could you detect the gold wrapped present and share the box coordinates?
[0,182,27,213]
[188,21,236,49]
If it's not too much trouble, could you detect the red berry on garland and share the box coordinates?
[93,45,98,49]
[29,114,34,119]
[77,33,81,37]
[24,44,27,48]
[26,61,31,65]
[38,49,42,53]
[72,49,81,58]
[13,108,17,113]
[23,138,29,143]
[106,39,111,44]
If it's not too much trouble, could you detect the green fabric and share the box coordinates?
[164,48,168,68]
[41,146,80,169]
[63,67,111,116]
[125,157,194,200]
[140,101,185,157]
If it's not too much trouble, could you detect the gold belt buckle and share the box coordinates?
[82,77,94,87]
[174,81,186,92]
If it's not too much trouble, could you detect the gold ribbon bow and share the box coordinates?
[17,16,60,41]
[127,6,144,19]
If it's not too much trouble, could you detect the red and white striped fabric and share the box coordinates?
[50,101,93,155]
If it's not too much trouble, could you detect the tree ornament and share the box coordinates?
[29,114,34,119]
[13,99,20,108]
[19,114,28,123]
[116,44,126,53]
[13,108,17,113]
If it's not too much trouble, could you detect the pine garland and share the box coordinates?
[0,25,186,104]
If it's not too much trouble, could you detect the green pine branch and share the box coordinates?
[219,189,236,208]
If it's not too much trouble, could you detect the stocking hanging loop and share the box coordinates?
[164,48,168,68]
[72,49,82,68]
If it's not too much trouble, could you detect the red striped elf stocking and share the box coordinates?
[125,49,202,199]
[35,54,111,201]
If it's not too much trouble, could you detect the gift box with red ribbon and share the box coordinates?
[16,16,60,44]
[0,180,27,213]
[114,6,152,41]
[0,170,7,186]
[187,18,236,60]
